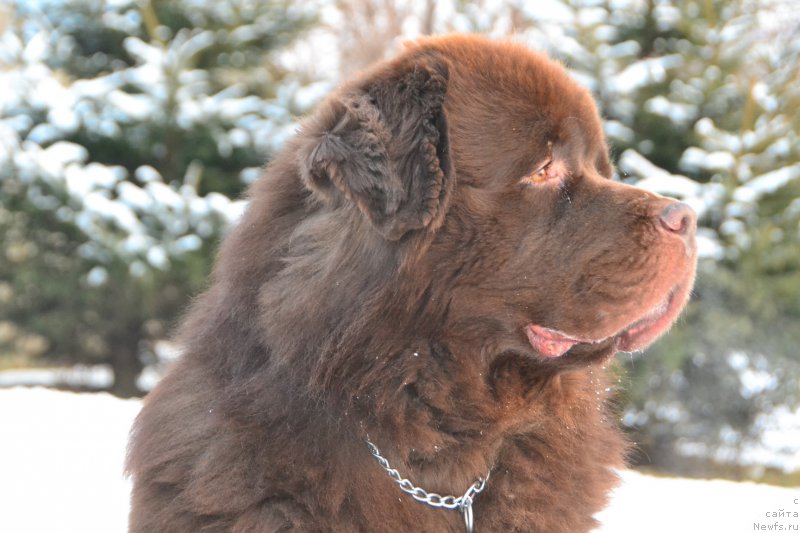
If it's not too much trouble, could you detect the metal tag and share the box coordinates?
[461,498,474,533]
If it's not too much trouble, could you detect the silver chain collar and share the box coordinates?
[366,439,490,533]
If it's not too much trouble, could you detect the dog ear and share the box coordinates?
[298,55,454,241]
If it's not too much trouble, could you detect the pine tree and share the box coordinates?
[0,0,318,396]
[583,0,800,476]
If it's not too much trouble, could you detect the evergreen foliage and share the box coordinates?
[0,0,797,476]
[533,0,800,475]
[0,0,317,396]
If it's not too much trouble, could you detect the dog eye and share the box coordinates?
[521,159,555,185]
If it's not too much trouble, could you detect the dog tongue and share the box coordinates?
[526,325,579,358]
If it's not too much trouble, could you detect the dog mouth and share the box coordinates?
[525,285,687,359]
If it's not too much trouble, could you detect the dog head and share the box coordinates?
[295,35,697,370]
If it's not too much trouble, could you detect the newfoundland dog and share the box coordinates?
[127,35,697,532]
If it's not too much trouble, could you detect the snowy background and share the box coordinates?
[1,387,798,533]
[1,0,799,529]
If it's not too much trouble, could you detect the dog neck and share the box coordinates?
[346,340,614,495]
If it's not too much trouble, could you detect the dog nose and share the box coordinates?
[659,201,696,238]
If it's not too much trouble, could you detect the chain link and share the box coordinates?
[366,439,490,532]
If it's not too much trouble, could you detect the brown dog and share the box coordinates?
[127,35,697,532]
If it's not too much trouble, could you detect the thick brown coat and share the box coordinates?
[127,35,697,532]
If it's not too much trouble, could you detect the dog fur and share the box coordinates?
[127,35,697,532]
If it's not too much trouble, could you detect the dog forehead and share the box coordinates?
[420,38,589,102]
[411,36,603,144]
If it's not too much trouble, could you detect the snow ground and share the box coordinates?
[1,387,797,533]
